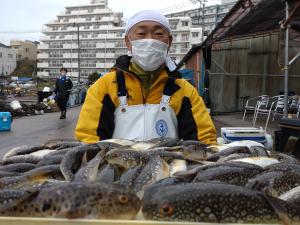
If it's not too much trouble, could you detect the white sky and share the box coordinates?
[0,0,220,45]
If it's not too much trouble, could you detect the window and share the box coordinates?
[181,21,189,27]
[25,48,29,52]
[181,33,189,41]
[8,54,13,58]
[0,52,2,58]
[192,32,199,38]
[88,8,94,13]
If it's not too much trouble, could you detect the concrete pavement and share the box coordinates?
[0,106,81,158]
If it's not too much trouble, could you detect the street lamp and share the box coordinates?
[72,23,81,85]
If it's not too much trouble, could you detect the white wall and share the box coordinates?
[0,46,17,76]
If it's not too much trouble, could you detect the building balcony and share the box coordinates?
[63,62,79,68]
[63,53,79,58]
[38,44,49,50]
[96,53,115,58]
[42,28,54,33]
[63,43,78,49]
[101,17,115,22]
[37,71,49,77]
[40,36,50,41]
[68,71,79,78]
[37,53,49,59]
[96,62,114,68]
[37,62,49,68]
[96,43,115,48]
[46,20,59,25]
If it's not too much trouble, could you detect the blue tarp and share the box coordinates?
[17,77,33,82]
[179,69,194,86]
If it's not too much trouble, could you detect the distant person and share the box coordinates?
[54,68,73,119]
[75,10,216,144]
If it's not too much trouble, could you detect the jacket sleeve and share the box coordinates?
[177,81,217,145]
[54,78,58,94]
[74,76,116,143]
[67,78,73,91]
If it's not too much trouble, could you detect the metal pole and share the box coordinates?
[70,32,73,77]
[77,24,81,85]
[284,0,289,118]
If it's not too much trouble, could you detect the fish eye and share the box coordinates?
[159,204,174,216]
[118,195,129,204]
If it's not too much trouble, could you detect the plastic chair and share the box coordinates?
[252,95,284,129]
[272,95,285,121]
[242,95,269,120]
[289,96,299,115]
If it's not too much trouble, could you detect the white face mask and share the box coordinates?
[130,39,169,72]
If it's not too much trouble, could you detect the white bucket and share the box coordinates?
[10,100,22,110]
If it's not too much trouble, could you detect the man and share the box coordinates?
[54,68,73,119]
[75,10,216,144]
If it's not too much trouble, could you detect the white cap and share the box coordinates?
[125,10,172,35]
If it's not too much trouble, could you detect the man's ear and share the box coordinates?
[125,35,132,51]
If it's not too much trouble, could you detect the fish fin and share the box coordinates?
[81,152,88,167]
[25,166,59,181]
[261,193,291,225]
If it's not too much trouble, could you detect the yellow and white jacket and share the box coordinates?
[75,55,216,145]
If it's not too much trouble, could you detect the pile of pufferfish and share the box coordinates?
[0,138,299,224]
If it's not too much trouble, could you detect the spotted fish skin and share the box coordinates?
[265,162,300,174]
[0,163,36,173]
[119,165,144,189]
[246,171,300,197]
[96,164,120,184]
[142,182,300,223]
[193,165,261,186]
[1,183,141,220]
[1,155,41,165]
[207,146,250,162]
[3,145,47,160]
[60,144,101,181]
[105,149,150,169]
[133,155,169,194]
[74,150,105,182]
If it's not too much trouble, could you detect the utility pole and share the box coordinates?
[190,0,207,41]
[73,23,81,85]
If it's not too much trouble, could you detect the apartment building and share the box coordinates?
[165,0,237,37]
[37,0,202,79]
[0,43,17,76]
[169,17,202,63]
[10,40,39,61]
[37,0,125,79]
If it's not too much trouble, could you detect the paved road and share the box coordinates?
[0,106,81,158]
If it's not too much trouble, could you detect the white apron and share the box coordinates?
[112,94,178,141]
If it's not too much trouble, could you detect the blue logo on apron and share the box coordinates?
[155,120,168,137]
